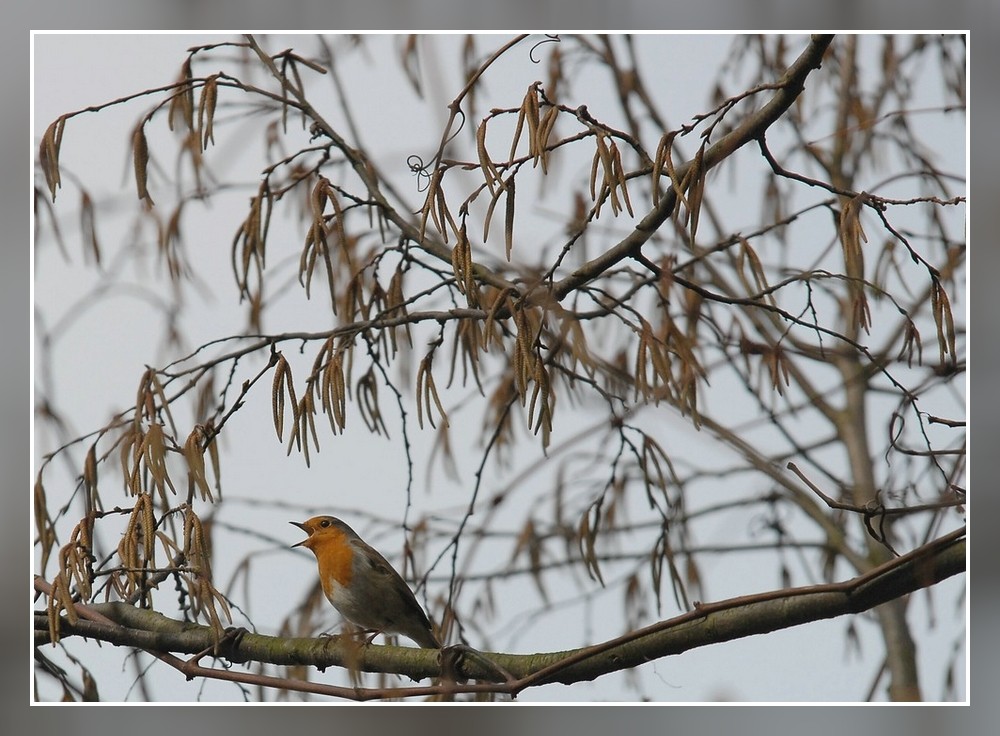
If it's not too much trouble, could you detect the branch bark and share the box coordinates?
[34,529,963,698]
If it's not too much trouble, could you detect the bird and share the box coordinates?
[290,515,441,649]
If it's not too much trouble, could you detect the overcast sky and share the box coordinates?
[32,32,966,703]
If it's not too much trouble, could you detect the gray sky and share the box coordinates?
[32,32,966,703]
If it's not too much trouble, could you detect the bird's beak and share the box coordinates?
[289,520,309,547]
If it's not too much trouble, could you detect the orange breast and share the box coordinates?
[312,527,354,595]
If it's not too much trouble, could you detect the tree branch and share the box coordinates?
[548,34,834,303]
[34,528,962,698]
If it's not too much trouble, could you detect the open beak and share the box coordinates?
[289,520,309,548]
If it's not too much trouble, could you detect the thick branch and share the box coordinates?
[35,529,962,695]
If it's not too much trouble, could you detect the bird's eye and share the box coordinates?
[320,519,330,528]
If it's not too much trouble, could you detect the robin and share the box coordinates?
[290,515,441,649]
